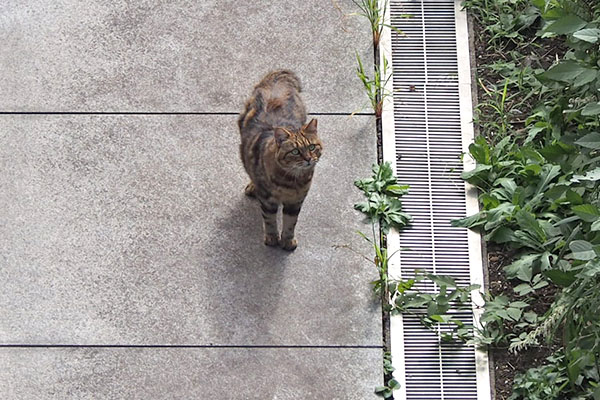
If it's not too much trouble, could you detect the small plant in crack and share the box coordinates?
[351,0,386,47]
[355,52,392,119]
[351,0,405,47]
[375,351,401,398]
[375,377,401,399]
[354,162,412,302]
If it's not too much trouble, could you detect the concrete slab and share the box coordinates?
[0,114,380,345]
[1,347,382,399]
[0,0,372,113]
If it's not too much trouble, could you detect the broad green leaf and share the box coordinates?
[429,314,451,323]
[581,102,600,116]
[523,311,537,323]
[461,164,492,181]
[532,275,549,290]
[575,133,600,149]
[544,269,577,287]
[545,185,568,201]
[427,274,457,288]
[520,147,544,163]
[522,164,542,175]
[484,203,516,231]
[514,230,544,250]
[539,220,560,239]
[525,125,546,143]
[573,28,600,43]
[569,240,596,260]
[385,184,409,195]
[378,162,394,182]
[534,164,561,196]
[504,254,540,282]
[486,226,516,243]
[513,283,534,296]
[480,193,500,209]
[509,301,529,308]
[495,178,517,192]
[577,259,600,279]
[592,219,600,231]
[491,136,512,158]
[572,204,600,222]
[451,212,485,228]
[567,361,581,384]
[539,61,586,82]
[506,307,522,321]
[539,251,553,270]
[388,379,401,390]
[531,0,545,9]
[544,15,587,35]
[566,189,583,205]
[468,140,490,164]
[539,142,572,162]
[573,69,598,87]
[512,187,526,206]
[515,209,546,241]
[403,297,429,309]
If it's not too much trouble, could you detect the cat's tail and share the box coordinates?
[262,70,302,93]
[238,89,266,131]
[238,70,302,131]
[256,70,302,115]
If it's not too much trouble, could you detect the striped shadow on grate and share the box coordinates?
[380,1,492,399]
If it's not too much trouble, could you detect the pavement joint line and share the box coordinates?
[0,111,375,116]
[0,344,384,349]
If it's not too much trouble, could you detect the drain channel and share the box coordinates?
[381,1,491,399]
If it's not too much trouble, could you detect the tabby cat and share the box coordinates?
[238,70,323,251]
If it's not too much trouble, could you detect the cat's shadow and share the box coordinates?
[203,193,293,344]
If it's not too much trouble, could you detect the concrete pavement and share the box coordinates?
[0,1,382,398]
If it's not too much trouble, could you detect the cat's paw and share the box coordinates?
[244,182,256,198]
[280,237,298,251]
[264,234,280,247]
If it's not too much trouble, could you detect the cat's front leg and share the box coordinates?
[280,202,302,251]
[259,198,279,246]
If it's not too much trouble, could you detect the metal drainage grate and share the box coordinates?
[380,0,491,399]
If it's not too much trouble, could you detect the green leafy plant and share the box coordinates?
[375,352,401,399]
[458,0,600,397]
[391,273,479,342]
[508,354,570,400]
[374,378,401,399]
[462,0,540,48]
[354,162,411,295]
[353,162,411,399]
[354,162,412,235]
[382,351,395,375]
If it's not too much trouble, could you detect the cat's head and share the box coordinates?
[274,119,323,172]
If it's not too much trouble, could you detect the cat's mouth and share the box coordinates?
[289,163,314,173]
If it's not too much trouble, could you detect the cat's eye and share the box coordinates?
[291,149,300,155]
[308,144,316,151]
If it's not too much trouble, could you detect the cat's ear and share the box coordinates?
[304,118,318,136]
[274,127,290,146]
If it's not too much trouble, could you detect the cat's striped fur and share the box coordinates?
[238,70,323,251]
